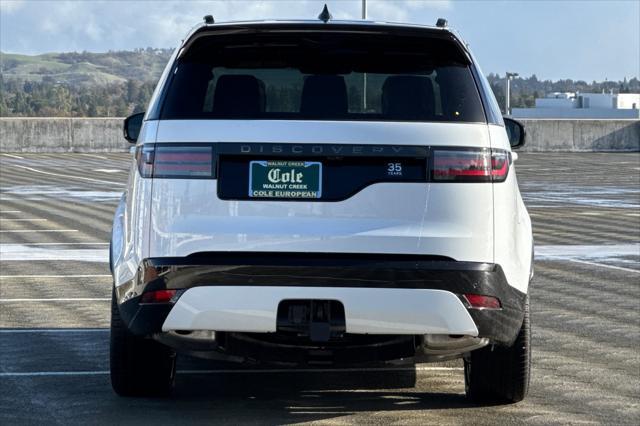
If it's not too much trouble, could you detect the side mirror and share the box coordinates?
[123,112,144,143]
[504,117,525,149]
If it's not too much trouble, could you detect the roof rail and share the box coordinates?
[436,18,448,28]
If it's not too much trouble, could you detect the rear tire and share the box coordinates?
[464,296,531,403]
[110,288,176,397]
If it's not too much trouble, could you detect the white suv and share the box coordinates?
[110,15,533,403]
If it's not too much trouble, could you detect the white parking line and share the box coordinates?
[0,274,110,278]
[0,245,108,262]
[0,366,462,378]
[536,244,640,273]
[1,187,122,201]
[0,328,108,333]
[0,229,78,233]
[80,154,108,160]
[2,153,24,159]
[11,164,125,186]
[536,244,640,258]
[0,218,48,222]
[0,242,108,246]
[0,371,109,377]
[0,210,21,213]
[0,298,110,302]
[94,169,124,173]
[567,258,640,274]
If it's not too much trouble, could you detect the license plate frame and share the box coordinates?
[248,160,323,199]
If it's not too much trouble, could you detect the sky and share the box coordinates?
[0,0,638,81]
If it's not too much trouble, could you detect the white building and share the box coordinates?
[617,94,640,109]
[512,92,640,119]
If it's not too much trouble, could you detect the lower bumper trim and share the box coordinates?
[115,254,526,346]
[161,286,478,336]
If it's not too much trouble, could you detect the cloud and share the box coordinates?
[0,0,453,54]
[367,0,451,22]
[0,0,25,13]
[1,0,636,82]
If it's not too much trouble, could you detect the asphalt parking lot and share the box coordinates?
[0,151,639,425]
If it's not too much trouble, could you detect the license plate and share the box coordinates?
[249,160,322,199]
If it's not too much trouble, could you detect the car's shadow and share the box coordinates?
[101,359,497,423]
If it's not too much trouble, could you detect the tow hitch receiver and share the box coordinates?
[277,299,346,342]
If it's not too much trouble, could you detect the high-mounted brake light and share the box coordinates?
[140,289,177,304]
[432,149,510,182]
[136,144,214,178]
[463,294,502,310]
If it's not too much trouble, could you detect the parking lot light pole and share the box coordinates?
[505,72,519,115]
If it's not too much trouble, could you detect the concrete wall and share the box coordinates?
[1,117,638,153]
[517,119,639,152]
[512,108,640,119]
[0,118,129,152]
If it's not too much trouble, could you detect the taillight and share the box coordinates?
[136,144,214,178]
[136,144,155,178]
[432,149,510,182]
[490,151,509,182]
[463,294,502,310]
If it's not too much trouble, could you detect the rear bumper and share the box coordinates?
[162,286,477,335]
[115,253,527,346]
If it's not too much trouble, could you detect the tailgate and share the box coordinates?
[148,120,494,263]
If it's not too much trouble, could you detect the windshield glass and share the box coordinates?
[160,29,486,123]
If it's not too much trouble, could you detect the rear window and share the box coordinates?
[160,29,485,123]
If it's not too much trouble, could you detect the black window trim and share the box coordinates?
[151,23,492,125]
[470,62,504,126]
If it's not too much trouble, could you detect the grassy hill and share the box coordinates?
[0,49,172,87]
[1,48,637,117]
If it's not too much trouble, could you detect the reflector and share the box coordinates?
[140,289,177,304]
[463,294,501,309]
